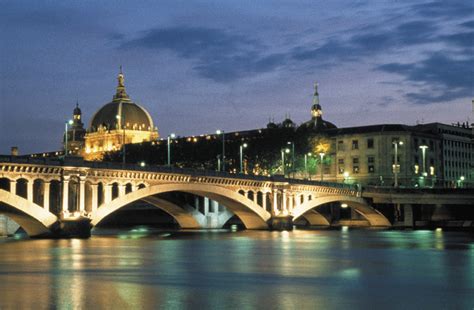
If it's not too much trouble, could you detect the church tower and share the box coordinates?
[63,102,86,156]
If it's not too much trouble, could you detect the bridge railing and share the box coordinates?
[0,155,359,191]
[363,186,474,195]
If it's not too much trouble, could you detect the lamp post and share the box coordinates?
[343,171,349,184]
[419,145,428,176]
[281,148,290,176]
[287,141,295,177]
[319,152,325,181]
[304,152,312,179]
[167,133,176,166]
[216,130,225,172]
[116,114,126,166]
[239,143,248,173]
[64,119,73,157]
[393,140,404,187]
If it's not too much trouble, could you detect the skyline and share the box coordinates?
[1,0,473,154]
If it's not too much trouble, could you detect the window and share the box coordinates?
[367,156,375,164]
[368,165,375,173]
[414,138,419,149]
[338,166,345,174]
[338,158,344,164]
[338,140,344,151]
[367,138,374,149]
[367,156,375,173]
[352,157,359,173]
[352,140,359,150]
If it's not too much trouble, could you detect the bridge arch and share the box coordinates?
[91,183,271,229]
[0,189,58,236]
[292,195,391,227]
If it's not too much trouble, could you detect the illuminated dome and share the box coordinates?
[89,70,154,132]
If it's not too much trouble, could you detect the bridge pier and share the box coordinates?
[269,215,293,231]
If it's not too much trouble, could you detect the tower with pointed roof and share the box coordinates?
[299,82,337,131]
[83,69,159,160]
[63,102,86,156]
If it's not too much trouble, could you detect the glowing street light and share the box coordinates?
[304,152,312,179]
[392,140,403,187]
[64,119,73,157]
[216,130,225,172]
[287,141,295,177]
[167,133,176,166]
[319,152,325,181]
[281,148,290,176]
[343,171,350,184]
[239,143,248,173]
[419,145,428,176]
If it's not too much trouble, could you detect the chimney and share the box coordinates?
[11,147,18,156]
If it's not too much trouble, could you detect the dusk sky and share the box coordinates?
[1,0,473,154]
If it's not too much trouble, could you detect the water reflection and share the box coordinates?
[0,229,473,309]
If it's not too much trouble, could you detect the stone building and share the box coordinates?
[63,69,159,160]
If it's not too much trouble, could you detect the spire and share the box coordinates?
[311,82,322,119]
[113,66,129,101]
[312,82,319,106]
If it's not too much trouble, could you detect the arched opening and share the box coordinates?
[256,191,263,207]
[111,183,119,200]
[138,183,146,189]
[49,180,61,215]
[16,179,28,199]
[91,184,271,230]
[33,179,44,207]
[292,195,390,227]
[125,183,133,194]
[97,183,104,206]
[238,189,245,195]
[68,177,79,212]
[0,178,10,191]
[247,191,254,201]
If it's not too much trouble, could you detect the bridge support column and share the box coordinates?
[204,197,209,215]
[104,184,112,204]
[282,190,287,214]
[27,179,34,202]
[79,178,85,213]
[43,181,50,211]
[211,200,218,213]
[118,184,126,197]
[9,180,16,195]
[62,177,70,213]
[272,189,278,215]
[90,184,98,212]
[288,194,294,213]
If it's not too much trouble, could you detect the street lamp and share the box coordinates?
[281,148,290,176]
[167,133,176,166]
[304,152,312,179]
[419,145,428,176]
[343,171,349,184]
[216,130,225,172]
[116,114,126,165]
[392,140,403,187]
[239,143,248,173]
[64,119,73,157]
[319,152,325,181]
[287,141,295,176]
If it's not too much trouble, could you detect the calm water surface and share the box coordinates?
[0,229,473,309]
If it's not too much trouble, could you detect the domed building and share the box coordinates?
[83,69,159,160]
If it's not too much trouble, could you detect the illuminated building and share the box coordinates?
[81,69,159,160]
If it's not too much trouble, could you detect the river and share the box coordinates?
[0,228,473,309]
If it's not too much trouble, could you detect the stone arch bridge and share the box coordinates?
[0,157,390,237]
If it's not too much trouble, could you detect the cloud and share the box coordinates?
[411,1,474,19]
[460,20,474,29]
[120,26,286,82]
[377,53,474,104]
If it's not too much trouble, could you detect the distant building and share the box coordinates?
[62,69,159,160]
